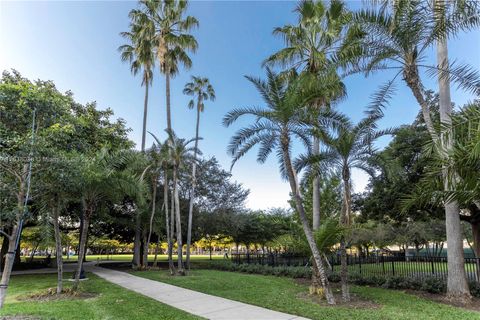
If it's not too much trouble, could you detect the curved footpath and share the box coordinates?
[90,266,309,320]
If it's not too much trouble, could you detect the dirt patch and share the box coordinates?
[294,279,381,309]
[404,289,480,312]
[17,288,97,302]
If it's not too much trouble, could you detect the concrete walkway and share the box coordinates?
[90,267,310,320]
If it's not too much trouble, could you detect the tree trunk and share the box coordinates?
[311,135,322,295]
[436,25,471,302]
[166,71,172,132]
[312,136,321,230]
[141,78,149,152]
[142,230,148,269]
[186,104,201,270]
[73,210,90,291]
[164,170,174,275]
[472,222,480,259]
[133,212,141,269]
[340,170,351,302]
[0,166,27,309]
[280,133,335,304]
[153,238,160,268]
[173,168,184,274]
[146,176,158,269]
[403,66,439,143]
[52,205,63,294]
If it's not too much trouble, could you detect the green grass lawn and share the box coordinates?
[22,254,225,263]
[22,254,223,262]
[0,273,202,320]
[133,269,480,320]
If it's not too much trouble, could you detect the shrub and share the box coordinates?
[469,281,480,298]
[202,260,480,298]
[420,277,446,294]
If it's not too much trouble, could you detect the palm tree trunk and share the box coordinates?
[436,31,470,301]
[186,105,201,270]
[146,176,158,269]
[141,80,149,152]
[281,133,335,305]
[340,170,351,302]
[164,170,175,275]
[142,230,148,268]
[74,208,90,291]
[311,136,322,294]
[403,67,439,143]
[52,204,63,294]
[312,136,321,230]
[133,212,141,269]
[170,183,176,273]
[0,165,27,309]
[153,238,160,268]
[166,71,172,132]
[173,168,184,274]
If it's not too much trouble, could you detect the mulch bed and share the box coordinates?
[16,288,97,302]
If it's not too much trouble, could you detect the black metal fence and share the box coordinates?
[231,253,480,283]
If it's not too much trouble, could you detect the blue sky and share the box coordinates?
[1,0,479,209]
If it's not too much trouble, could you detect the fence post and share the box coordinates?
[431,258,435,275]
[359,255,362,275]
[392,259,395,276]
[382,255,386,275]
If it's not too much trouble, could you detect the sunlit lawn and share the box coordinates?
[133,269,480,320]
[0,273,202,320]
[22,254,225,263]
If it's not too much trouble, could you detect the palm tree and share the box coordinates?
[342,0,480,301]
[165,129,200,275]
[224,68,338,304]
[433,0,480,301]
[119,14,155,152]
[307,111,393,302]
[182,76,215,270]
[131,0,199,132]
[264,0,349,231]
[119,14,155,268]
[150,133,176,274]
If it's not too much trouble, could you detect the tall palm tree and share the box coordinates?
[119,15,155,152]
[224,68,340,304]
[182,76,215,270]
[342,0,480,301]
[165,129,200,275]
[119,14,155,268]
[309,111,393,302]
[131,0,199,132]
[433,0,480,301]
[264,0,349,231]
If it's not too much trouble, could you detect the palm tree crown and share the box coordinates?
[183,76,216,112]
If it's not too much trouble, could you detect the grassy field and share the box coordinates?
[22,254,225,263]
[133,269,480,320]
[0,273,202,320]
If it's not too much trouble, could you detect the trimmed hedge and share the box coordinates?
[203,260,479,297]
